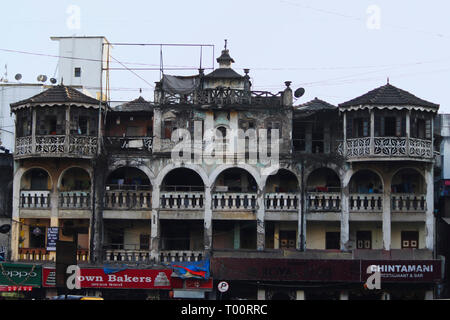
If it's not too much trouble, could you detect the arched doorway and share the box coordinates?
[306,167,341,211]
[59,167,91,208]
[348,170,383,212]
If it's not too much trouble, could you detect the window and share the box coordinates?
[411,116,431,140]
[312,124,324,153]
[401,231,419,249]
[353,118,370,137]
[164,120,176,139]
[74,67,81,78]
[325,232,340,250]
[293,124,305,151]
[356,231,372,249]
[279,231,296,249]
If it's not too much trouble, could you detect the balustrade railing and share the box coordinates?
[159,250,204,263]
[59,191,90,209]
[20,190,51,208]
[307,192,341,211]
[391,193,426,212]
[265,193,299,211]
[104,190,152,209]
[104,136,153,152]
[213,192,257,210]
[349,193,383,212]
[104,249,150,262]
[160,192,204,209]
[18,248,89,261]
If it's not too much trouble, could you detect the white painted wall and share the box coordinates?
[51,36,110,99]
[441,114,450,179]
[0,84,44,152]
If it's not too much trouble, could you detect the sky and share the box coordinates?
[1,0,450,112]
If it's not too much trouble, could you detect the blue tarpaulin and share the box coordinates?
[168,260,210,280]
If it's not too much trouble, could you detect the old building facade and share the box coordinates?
[7,46,443,300]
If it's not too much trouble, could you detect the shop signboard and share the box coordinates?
[0,263,41,287]
[211,258,442,283]
[43,267,173,289]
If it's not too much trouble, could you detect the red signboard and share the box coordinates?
[211,258,442,283]
[171,277,213,290]
[43,267,172,289]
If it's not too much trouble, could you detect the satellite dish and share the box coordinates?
[294,87,305,98]
[50,78,57,84]
[37,75,47,82]
[14,74,22,81]
[0,224,10,234]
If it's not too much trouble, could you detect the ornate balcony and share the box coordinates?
[104,136,153,153]
[391,194,426,212]
[265,193,299,211]
[349,194,383,212]
[59,191,91,209]
[104,189,152,210]
[15,134,98,159]
[341,137,433,161]
[20,190,51,209]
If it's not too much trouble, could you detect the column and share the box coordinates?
[150,186,160,262]
[382,176,391,251]
[425,290,434,300]
[406,111,411,156]
[256,186,265,251]
[343,112,347,157]
[257,288,266,300]
[296,290,305,300]
[370,110,375,155]
[65,106,70,153]
[152,108,162,153]
[233,222,240,249]
[297,188,304,250]
[339,291,349,300]
[274,223,280,249]
[11,168,22,261]
[425,166,434,250]
[341,184,350,251]
[204,186,213,252]
[31,108,37,153]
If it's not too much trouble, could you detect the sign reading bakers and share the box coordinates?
[43,267,173,289]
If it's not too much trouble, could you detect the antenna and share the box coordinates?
[37,74,48,83]
[294,87,305,98]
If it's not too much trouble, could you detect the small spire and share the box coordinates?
[387,77,390,85]
[224,39,227,50]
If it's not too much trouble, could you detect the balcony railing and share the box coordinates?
[213,192,257,210]
[159,87,283,106]
[15,135,98,158]
[343,137,433,160]
[104,136,153,153]
[18,248,89,261]
[59,191,91,209]
[307,192,341,212]
[265,193,299,211]
[104,190,152,209]
[391,193,426,212]
[159,250,204,263]
[104,249,151,262]
[349,194,383,212]
[160,192,204,210]
[20,190,50,208]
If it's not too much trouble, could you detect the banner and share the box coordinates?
[169,260,210,280]
[43,267,173,289]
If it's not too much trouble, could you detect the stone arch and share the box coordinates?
[264,168,300,193]
[57,166,92,190]
[108,159,155,186]
[390,167,426,194]
[155,163,209,190]
[306,167,341,193]
[347,168,385,194]
[106,166,152,190]
[209,164,262,191]
[20,167,53,191]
